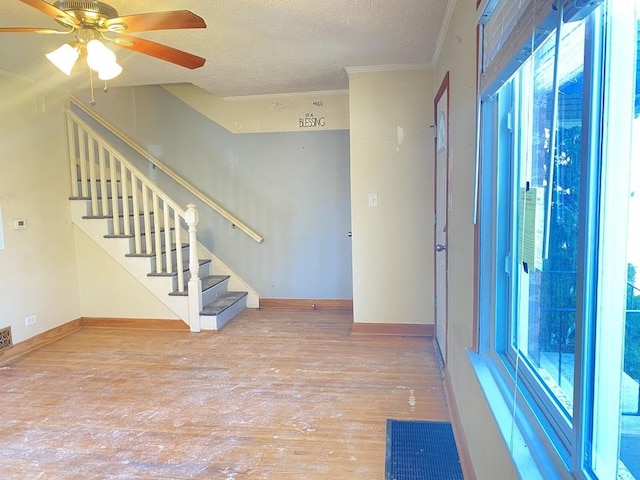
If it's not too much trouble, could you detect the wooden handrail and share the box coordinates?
[69,95,264,244]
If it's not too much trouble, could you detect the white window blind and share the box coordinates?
[481,0,530,77]
[477,0,604,95]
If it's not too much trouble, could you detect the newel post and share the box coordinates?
[185,203,202,332]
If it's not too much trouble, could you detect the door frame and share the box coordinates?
[434,71,450,364]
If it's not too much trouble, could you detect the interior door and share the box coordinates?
[434,72,450,363]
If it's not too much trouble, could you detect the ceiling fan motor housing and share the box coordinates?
[53,1,119,26]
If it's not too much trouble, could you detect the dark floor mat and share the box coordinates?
[385,419,464,480]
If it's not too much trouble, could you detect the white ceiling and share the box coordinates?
[0,0,455,98]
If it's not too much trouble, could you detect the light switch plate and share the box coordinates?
[12,219,26,230]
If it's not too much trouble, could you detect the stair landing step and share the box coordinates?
[201,292,248,316]
[169,275,230,296]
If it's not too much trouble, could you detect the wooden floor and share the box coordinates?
[0,309,449,479]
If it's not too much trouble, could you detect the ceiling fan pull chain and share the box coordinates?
[89,68,96,106]
[103,80,109,94]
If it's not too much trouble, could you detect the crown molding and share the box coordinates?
[222,89,349,102]
[432,0,458,66]
[344,63,433,76]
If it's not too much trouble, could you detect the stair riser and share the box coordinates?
[128,232,178,252]
[169,263,211,292]
[77,179,123,199]
[142,245,191,271]
[85,196,135,218]
[107,214,164,236]
[200,295,247,331]
[201,278,229,305]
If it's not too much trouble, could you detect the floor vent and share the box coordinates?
[0,326,12,352]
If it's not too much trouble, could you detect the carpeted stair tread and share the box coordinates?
[201,292,248,316]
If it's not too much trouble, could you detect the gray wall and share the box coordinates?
[79,86,352,299]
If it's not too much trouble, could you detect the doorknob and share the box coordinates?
[435,244,447,252]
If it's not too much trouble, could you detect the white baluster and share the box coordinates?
[175,214,184,292]
[164,205,173,274]
[88,138,98,215]
[153,193,162,273]
[131,175,141,253]
[109,154,120,235]
[67,116,79,198]
[98,146,108,216]
[79,128,88,198]
[142,184,152,256]
[185,203,202,332]
[121,166,130,236]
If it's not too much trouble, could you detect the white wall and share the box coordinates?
[74,228,178,319]
[348,69,434,325]
[434,2,517,478]
[0,74,81,344]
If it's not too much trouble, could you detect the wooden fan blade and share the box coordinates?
[114,35,206,69]
[104,10,206,33]
[18,0,80,27]
[0,27,70,34]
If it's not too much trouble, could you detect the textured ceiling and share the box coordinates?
[0,0,455,98]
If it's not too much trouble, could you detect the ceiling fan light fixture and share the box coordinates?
[86,39,116,71]
[45,43,79,76]
[97,61,122,80]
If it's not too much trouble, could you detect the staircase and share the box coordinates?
[66,104,257,331]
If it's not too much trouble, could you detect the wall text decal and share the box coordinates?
[299,113,326,128]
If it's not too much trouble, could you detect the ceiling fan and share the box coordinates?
[0,0,207,80]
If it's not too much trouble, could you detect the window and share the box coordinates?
[477,0,640,478]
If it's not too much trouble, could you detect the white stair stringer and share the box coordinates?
[71,201,190,323]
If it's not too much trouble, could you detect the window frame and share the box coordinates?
[472,1,630,478]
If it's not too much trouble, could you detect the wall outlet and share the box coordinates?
[25,315,37,326]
